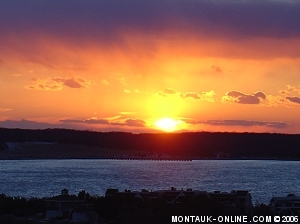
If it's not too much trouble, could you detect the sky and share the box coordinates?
[1,0,300,133]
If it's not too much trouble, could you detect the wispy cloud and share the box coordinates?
[25,79,62,91]
[211,66,222,73]
[157,88,177,97]
[12,73,23,77]
[60,118,109,125]
[157,88,216,102]
[0,108,11,112]
[101,79,110,86]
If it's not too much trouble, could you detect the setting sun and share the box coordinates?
[154,118,181,132]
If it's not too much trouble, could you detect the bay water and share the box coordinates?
[0,159,299,204]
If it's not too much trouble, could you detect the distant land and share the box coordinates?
[1,128,300,160]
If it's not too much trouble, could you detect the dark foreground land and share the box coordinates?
[1,128,300,160]
[0,190,271,224]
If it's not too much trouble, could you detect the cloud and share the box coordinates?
[157,88,216,102]
[157,88,177,97]
[180,90,216,102]
[25,81,62,91]
[0,108,11,112]
[64,78,84,88]
[124,89,142,94]
[180,92,200,100]
[60,118,109,125]
[125,119,146,127]
[286,96,300,104]
[222,91,266,104]
[53,77,93,89]
[60,117,146,128]
[2,0,299,61]
[211,66,222,73]
[12,73,23,77]
[285,85,300,94]
[25,76,93,90]
[189,119,290,129]
[101,79,110,86]
[254,91,266,100]
[111,119,146,127]
[1,0,299,41]
[276,85,300,106]
[0,119,62,129]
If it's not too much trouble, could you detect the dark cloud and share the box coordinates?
[223,91,266,104]
[286,96,300,104]
[111,119,146,127]
[61,118,146,128]
[53,77,93,89]
[189,119,289,129]
[63,78,84,88]
[125,119,146,127]
[1,0,299,46]
[254,91,266,100]
[0,119,148,132]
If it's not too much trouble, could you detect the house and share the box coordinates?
[103,187,253,216]
[208,190,253,216]
[270,194,300,216]
[105,188,119,197]
[45,189,98,223]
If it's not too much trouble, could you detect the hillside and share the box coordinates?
[1,128,300,160]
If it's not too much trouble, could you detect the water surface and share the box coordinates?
[0,159,299,203]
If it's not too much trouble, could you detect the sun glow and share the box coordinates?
[154,118,181,132]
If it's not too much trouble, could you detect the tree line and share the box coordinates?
[1,128,300,159]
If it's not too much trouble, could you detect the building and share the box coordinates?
[45,189,98,223]
[270,194,300,216]
[208,190,253,216]
[104,187,253,216]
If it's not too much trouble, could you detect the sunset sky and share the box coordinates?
[1,0,300,133]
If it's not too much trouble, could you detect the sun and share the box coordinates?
[154,118,181,132]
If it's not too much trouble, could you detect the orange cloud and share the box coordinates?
[180,91,216,102]
[25,77,93,90]
[25,81,62,91]
[157,88,177,97]
[157,88,216,102]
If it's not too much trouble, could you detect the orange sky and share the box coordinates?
[1,0,300,133]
